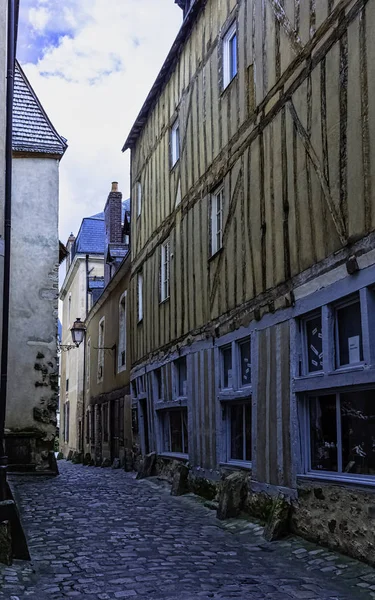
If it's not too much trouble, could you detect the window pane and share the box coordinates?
[305,314,323,373]
[170,411,183,453]
[230,404,244,460]
[310,395,337,471]
[337,301,363,366]
[239,339,251,386]
[245,403,252,461]
[178,357,187,396]
[230,33,237,79]
[341,390,375,475]
[222,346,232,388]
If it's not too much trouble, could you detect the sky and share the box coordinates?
[18,0,182,244]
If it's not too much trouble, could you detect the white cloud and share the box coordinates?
[20,0,182,244]
[28,6,50,32]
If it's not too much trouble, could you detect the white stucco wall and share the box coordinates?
[6,156,60,465]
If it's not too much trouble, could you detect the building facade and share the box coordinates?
[5,61,67,471]
[124,0,375,563]
[59,184,131,460]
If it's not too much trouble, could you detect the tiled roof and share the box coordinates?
[13,61,67,156]
[75,217,106,255]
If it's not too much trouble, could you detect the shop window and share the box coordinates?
[221,344,233,389]
[238,338,251,387]
[227,402,252,463]
[161,408,188,455]
[175,357,187,397]
[154,368,162,400]
[335,297,363,367]
[307,390,375,477]
[302,311,323,374]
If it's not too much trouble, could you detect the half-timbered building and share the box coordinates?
[123,0,375,562]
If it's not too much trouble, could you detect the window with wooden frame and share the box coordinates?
[223,21,238,89]
[225,402,252,464]
[160,240,170,302]
[171,119,180,167]
[174,356,187,398]
[118,291,127,372]
[97,317,105,382]
[154,368,163,401]
[136,181,142,217]
[297,286,375,483]
[211,185,224,256]
[137,271,143,323]
[160,408,189,456]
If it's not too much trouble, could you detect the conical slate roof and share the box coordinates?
[12,61,67,156]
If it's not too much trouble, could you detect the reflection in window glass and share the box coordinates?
[239,339,251,386]
[163,409,188,455]
[341,390,375,475]
[222,345,232,388]
[305,313,323,373]
[229,403,251,462]
[310,395,337,471]
[337,300,363,366]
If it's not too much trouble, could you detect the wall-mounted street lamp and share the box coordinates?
[59,318,86,352]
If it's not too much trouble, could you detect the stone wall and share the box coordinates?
[291,480,375,566]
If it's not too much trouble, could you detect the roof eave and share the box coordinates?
[122,0,204,152]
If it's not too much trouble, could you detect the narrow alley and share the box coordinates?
[1,461,374,600]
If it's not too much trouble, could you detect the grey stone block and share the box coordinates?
[217,471,248,520]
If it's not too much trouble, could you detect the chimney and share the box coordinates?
[104,181,123,245]
[104,181,123,285]
[66,232,76,270]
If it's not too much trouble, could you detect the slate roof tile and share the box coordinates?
[13,61,67,156]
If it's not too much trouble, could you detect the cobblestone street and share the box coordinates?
[1,461,375,599]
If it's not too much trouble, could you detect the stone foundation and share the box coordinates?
[291,480,375,566]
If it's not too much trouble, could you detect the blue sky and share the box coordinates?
[18,1,182,243]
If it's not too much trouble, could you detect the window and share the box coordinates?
[66,378,69,393]
[171,120,180,167]
[161,408,189,455]
[137,376,145,396]
[175,357,187,397]
[98,317,105,382]
[154,368,162,401]
[63,401,70,443]
[335,298,363,367]
[227,402,252,463]
[307,389,375,477]
[160,241,170,302]
[136,181,142,217]
[221,344,233,389]
[238,338,251,387]
[223,22,237,88]
[103,403,109,443]
[211,186,224,256]
[301,311,323,374]
[137,272,143,322]
[118,292,127,372]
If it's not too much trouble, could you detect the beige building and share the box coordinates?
[59,215,105,457]
[4,61,67,472]
[123,0,375,563]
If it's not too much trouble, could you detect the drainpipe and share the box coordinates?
[0,0,17,502]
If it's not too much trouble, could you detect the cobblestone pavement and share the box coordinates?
[1,461,375,600]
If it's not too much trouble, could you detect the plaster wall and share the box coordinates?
[6,156,59,469]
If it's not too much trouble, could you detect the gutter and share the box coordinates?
[0,0,17,501]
